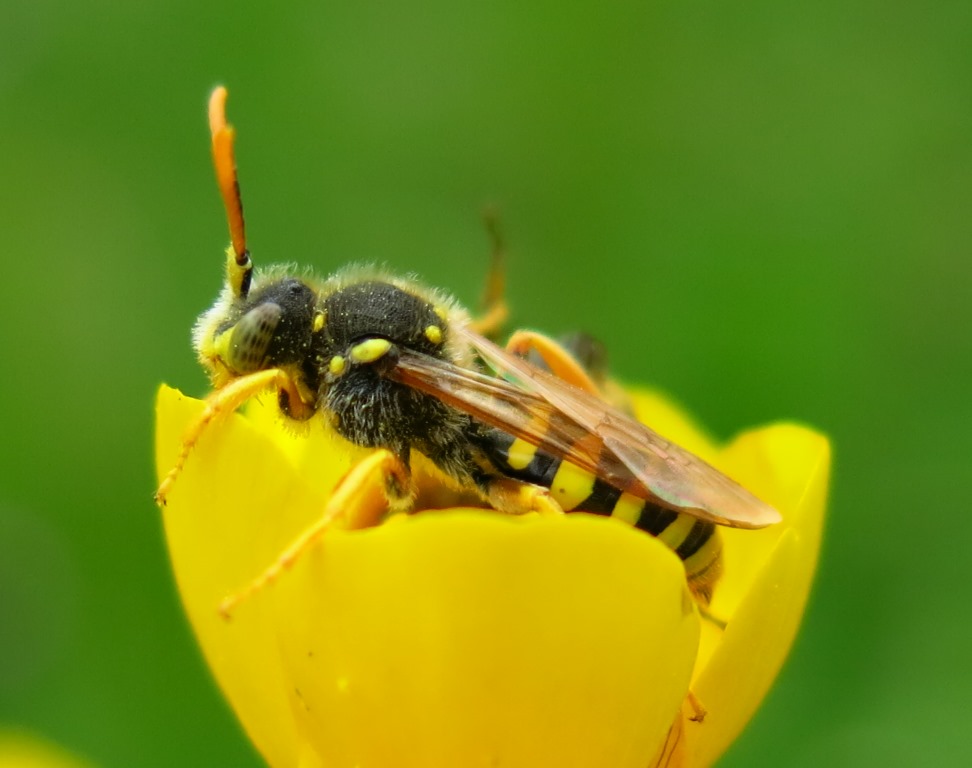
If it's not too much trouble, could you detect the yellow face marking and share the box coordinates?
[612,492,644,526]
[213,328,234,363]
[656,513,696,550]
[505,438,538,471]
[424,325,443,345]
[312,311,325,333]
[550,461,595,512]
[350,338,392,363]
[329,355,346,376]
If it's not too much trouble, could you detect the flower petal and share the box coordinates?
[0,730,91,768]
[155,385,342,767]
[681,424,831,766]
[275,512,700,768]
[156,385,704,767]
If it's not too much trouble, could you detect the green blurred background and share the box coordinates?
[1,1,969,766]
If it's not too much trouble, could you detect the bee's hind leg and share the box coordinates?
[218,449,411,619]
[686,690,707,723]
[504,330,602,396]
[468,207,508,339]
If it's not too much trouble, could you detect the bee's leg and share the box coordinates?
[505,330,602,396]
[698,606,728,630]
[690,556,729,629]
[155,368,309,506]
[484,476,565,518]
[469,207,508,338]
[218,449,410,619]
[686,690,707,723]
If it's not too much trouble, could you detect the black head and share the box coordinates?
[208,277,318,376]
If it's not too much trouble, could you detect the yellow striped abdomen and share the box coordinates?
[475,430,722,604]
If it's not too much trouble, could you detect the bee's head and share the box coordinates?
[194,87,320,387]
[193,88,469,405]
[194,275,319,384]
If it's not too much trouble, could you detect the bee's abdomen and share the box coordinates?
[476,428,721,603]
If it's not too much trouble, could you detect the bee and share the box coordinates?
[156,87,780,617]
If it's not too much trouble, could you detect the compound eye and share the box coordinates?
[215,302,282,373]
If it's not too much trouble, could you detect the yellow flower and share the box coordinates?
[154,384,828,768]
[0,730,92,768]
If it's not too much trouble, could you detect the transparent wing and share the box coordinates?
[392,325,780,529]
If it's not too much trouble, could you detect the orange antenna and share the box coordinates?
[208,86,252,298]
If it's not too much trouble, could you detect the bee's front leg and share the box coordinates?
[218,449,411,619]
[155,368,307,507]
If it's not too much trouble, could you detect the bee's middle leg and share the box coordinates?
[219,449,410,619]
[484,476,565,518]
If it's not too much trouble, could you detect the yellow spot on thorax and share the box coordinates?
[329,356,346,376]
[350,338,392,363]
[313,311,326,333]
[424,324,443,344]
[505,438,537,470]
[550,461,595,511]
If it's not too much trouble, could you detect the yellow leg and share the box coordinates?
[699,605,728,630]
[485,476,565,518]
[219,449,410,619]
[686,690,707,723]
[155,368,308,507]
[505,330,602,396]
[469,207,508,338]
